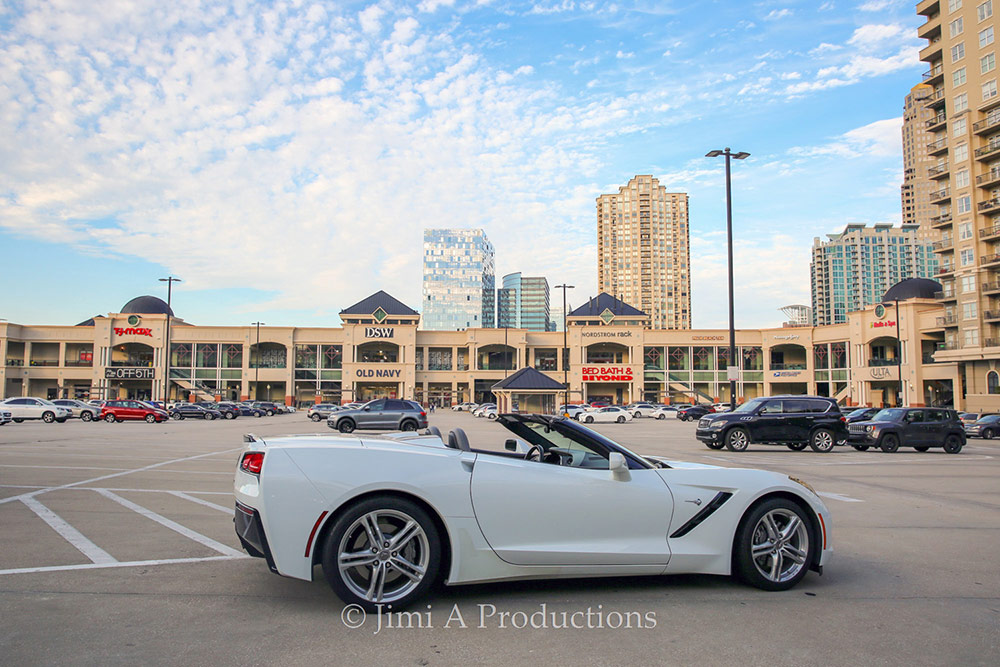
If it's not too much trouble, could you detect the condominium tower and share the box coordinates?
[901,83,941,240]
[596,175,690,329]
[811,223,939,325]
[422,229,496,330]
[916,0,1000,405]
[497,273,552,331]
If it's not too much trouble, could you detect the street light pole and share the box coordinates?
[554,284,574,409]
[706,148,750,411]
[893,299,903,406]
[158,276,181,405]
[251,321,265,401]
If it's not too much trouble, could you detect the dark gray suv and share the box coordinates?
[327,399,428,433]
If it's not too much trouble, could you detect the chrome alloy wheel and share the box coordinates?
[337,510,430,604]
[750,509,810,583]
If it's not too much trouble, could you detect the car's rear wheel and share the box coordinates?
[983,428,995,439]
[400,420,417,431]
[585,415,594,423]
[322,496,441,612]
[852,445,870,451]
[207,413,216,421]
[13,419,23,423]
[726,427,750,452]
[705,441,725,450]
[914,446,930,452]
[311,414,322,422]
[786,442,807,451]
[809,429,835,453]
[105,414,117,423]
[879,434,900,453]
[616,415,625,423]
[338,420,356,434]
[943,434,963,454]
[145,414,156,423]
[225,412,235,419]
[734,498,815,591]
[255,412,262,418]
[656,414,665,420]
[634,411,642,419]
[42,411,55,424]
[266,409,274,416]
[81,412,93,422]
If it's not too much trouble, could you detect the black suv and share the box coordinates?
[848,407,966,453]
[696,395,848,453]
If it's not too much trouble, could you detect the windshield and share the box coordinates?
[733,397,766,414]
[979,415,1000,423]
[847,408,871,418]
[873,408,906,421]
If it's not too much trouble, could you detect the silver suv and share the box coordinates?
[307,403,341,422]
[327,399,428,433]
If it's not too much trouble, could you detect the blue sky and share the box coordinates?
[0,0,925,328]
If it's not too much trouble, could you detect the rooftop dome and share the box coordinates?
[120,295,174,316]
[882,278,941,303]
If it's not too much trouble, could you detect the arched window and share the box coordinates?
[988,370,1000,395]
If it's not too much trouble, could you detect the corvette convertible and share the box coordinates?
[234,414,832,610]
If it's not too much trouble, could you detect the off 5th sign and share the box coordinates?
[581,367,633,382]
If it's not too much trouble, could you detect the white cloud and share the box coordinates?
[359,4,386,35]
[859,0,899,11]
[788,117,903,159]
[418,0,456,12]
[615,50,633,59]
[528,1,576,15]
[846,23,909,48]
[764,9,792,20]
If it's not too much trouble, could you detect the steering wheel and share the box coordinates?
[524,444,545,461]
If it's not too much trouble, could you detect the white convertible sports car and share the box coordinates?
[234,414,832,611]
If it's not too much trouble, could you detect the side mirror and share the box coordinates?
[609,452,631,481]
[363,407,371,412]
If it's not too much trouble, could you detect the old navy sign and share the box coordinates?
[582,366,633,382]
[356,368,401,378]
[105,367,155,380]
[114,327,153,337]
[365,327,394,338]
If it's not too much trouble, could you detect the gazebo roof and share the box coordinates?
[492,367,566,391]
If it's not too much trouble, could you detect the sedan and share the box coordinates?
[577,406,633,424]
[625,403,659,418]
[197,402,240,419]
[845,407,881,424]
[234,413,832,611]
[170,404,223,420]
[472,404,497,418]
[677,405,714,421]
[650,406,679,420]
[556,404,587,419]
[51,399,101,422]
[452,402,478,412]
[101,400,169,423]
[965,414,1000,439]
[0,397,71,423]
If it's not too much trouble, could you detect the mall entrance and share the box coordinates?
[107,380,154,401]
[583,383,632,405]
[355,382,400,402]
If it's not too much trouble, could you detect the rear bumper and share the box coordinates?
[234,501,278,573]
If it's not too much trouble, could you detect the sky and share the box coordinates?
[0,0,928,329]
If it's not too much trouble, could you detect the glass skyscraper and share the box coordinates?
[497,272,552,331]
[422,229,496,330]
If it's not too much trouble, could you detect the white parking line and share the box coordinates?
[817,492,864,503]
[94,489,244,558]
[168,491,235,515]
[20,497,118,564]
[0,465,130,471]
[0,555,248,576]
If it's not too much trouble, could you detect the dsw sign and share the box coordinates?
[365,327,394,338]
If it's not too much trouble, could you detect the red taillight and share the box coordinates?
[840,416,847,423]
[240,451,264,474]
[420,411,426,418]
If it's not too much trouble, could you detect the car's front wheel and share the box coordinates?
[734,498,815,591]
[726,427,750,452]
[616,415,625,423]
[81,412,93,422]
[786,442,807,451]
[982,427,995,440]
[809,428,835,453]
[705,441,725,450]
[145,414,156,423]
[322,496,441,612]
[879,434,900,453]
[338,420,356,434]
[42,411,55,424]
[656,413,665,420]
[943,434,963,454]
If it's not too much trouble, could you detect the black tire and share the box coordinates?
[585,416,594,423]
[321,495,441,612]
[13,418,23,423]
[809,428,835,453]
[266,409,274,417]
[42,411,55,424]
[145,414,156,423]
[786,442,808,451]
[311,413,323,422]
[338,419,356,434]
[879,433,900,453]
[726,427,750,452]
[914,446,930,452]
[656,414,665,420]
[255,412,262,418]
[400,420,418,432]
[81,412,93,422]
[634,411,642,419]
[207,413,216,421]
[733,497,816,591]
[852,445,870,451]
[616,415,625,423]
[56,418,68,423]
[225,412,235,420]
[943,434,964,454]
[105,413,117,423]
[983,428,995,440]
[681,414,690,422]
[705,441,725,450]
[171,412,182,420]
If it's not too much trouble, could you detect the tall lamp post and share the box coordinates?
[554,284,574,409]
[251,321,265,401]
[706,148,750,411]
[882,299,903,406]
[159,276,181,405]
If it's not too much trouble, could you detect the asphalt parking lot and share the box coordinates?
[1,412,998,666]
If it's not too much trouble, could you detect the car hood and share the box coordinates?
[643,455,721,470]
[853,419,896,428]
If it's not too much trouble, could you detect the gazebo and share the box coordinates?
[491,367,566,415]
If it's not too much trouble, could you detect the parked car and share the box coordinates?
[586,401,610,410]
[845,407,881,423]
[712,403,733,413]
[170,404,223,420]
[51,399,101,422]
[473,404,497,418]
[577,406,633,423]
[233,404,265,418]
[965,414,1000,439]
[308,403,341,422]
[696,396,849,453]
[677,405,714,422]
[234,413,832,611]
[556,404,587,419]
[452,402,478,411]
[0,406,12,425]
[197,401,240,419]
[100,400,169,423]
[626,403,659,418]
[251,401,281,416]
[848,407,966,453]
[0,397,71,423]
[326,398,428,433]
[651,406,679,420]
[958,412,986,424]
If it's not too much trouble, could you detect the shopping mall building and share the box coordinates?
[2,283,997,411]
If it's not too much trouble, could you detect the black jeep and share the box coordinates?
[695,395,848,453]
[847,407,966,453]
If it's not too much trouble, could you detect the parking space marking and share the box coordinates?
[20,497,118,564]
[0,555,247,576]
[168,491,235,515]
[94,489,245,558]
[817,492,863,503]
[0,464,130,472]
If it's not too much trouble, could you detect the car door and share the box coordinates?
[782,399,814,442]
[902,410,926,445]
[470,453,674,566]
[359,399,386,428]
[751,399,786,441]
[382,399,407,428]
[923,409,947,445]
[5,399,29,419]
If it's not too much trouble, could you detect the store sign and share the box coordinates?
[356,368,401,378]
[365,327,394,338]
[692,335,725,341]
[582,366,634,382]
[105,367,155,380]
[870,367,893,379]
[870,321,896,329]
[772,334,800,340]
[114,327,153,337]
[581,331,633,338]
[771,371,802,378]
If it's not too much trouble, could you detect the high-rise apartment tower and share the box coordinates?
[422,229,496,330]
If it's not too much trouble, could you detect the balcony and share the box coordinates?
[928,187,951,203]
[975,143,1000,161]
[984,282,1000,294]
[936,314,958,327]
[978,93,1000,113]
[937,341,960,351]
[926,113,948,131]
[983,253,1000,266]
[978,197,1000,213]
[927,163,950,179]
[933,289,957,301]
[920,39,943,63]
[981,224,1000,240]
[973,114,1000,135]
[985,338,1000,348]
[985,311,1000,322]
[931,234,953,250]
[926,137,948,156]
[922,353,940,364]
[922,63,944,84]
[868,358,900,367]
[936,264,956,276]
[977,170,1000,188]
[929,212,953,227]
[917,15,941,40]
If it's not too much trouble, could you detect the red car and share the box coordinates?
[100,400,169,423]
